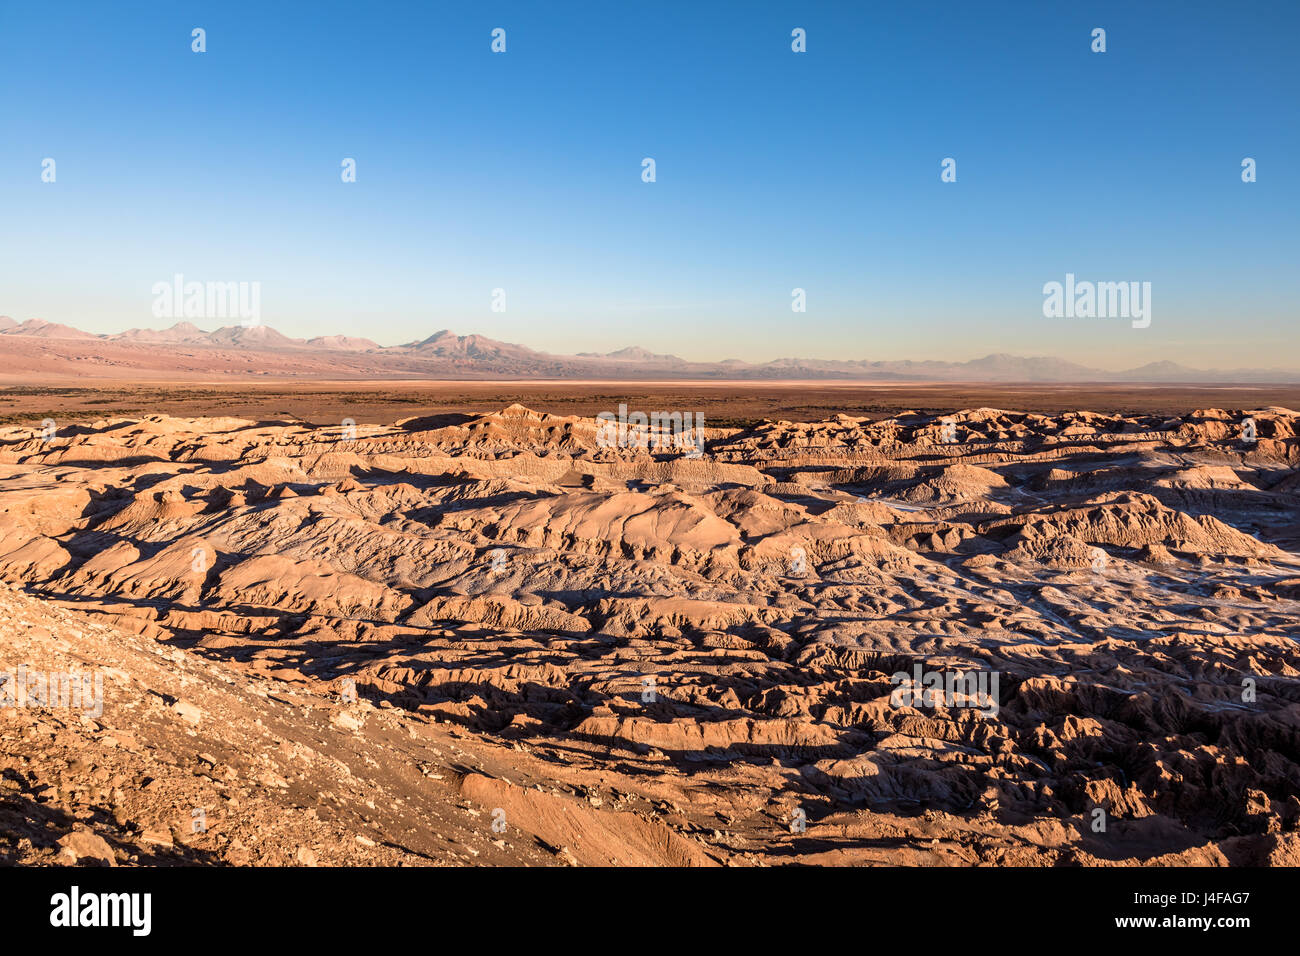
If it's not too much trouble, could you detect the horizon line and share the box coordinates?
[2,314,1297,377]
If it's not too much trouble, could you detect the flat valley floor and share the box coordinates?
[6,381,1300,429]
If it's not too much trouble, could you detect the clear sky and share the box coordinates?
[1,0,1296,369]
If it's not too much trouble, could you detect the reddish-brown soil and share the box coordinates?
[3,395,1299,866]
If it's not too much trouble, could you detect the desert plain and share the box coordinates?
[2,381,1299,866]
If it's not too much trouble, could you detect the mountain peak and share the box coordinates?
[577,346,685,364]
[0,315,1295,382]
[2,318,99,339]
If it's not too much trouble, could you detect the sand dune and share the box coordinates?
[2,402,1299,865]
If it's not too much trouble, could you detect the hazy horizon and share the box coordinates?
[5,311,1300,375]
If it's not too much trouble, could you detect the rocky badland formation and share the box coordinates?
[2,402,1300,866]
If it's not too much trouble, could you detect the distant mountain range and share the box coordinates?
[1,316,1296,383]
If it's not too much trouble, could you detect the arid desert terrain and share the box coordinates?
[2,393,1299,866]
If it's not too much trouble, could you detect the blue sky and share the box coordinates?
[0,0,1296,369]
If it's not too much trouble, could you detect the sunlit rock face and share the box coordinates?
[1,404,1298,866]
